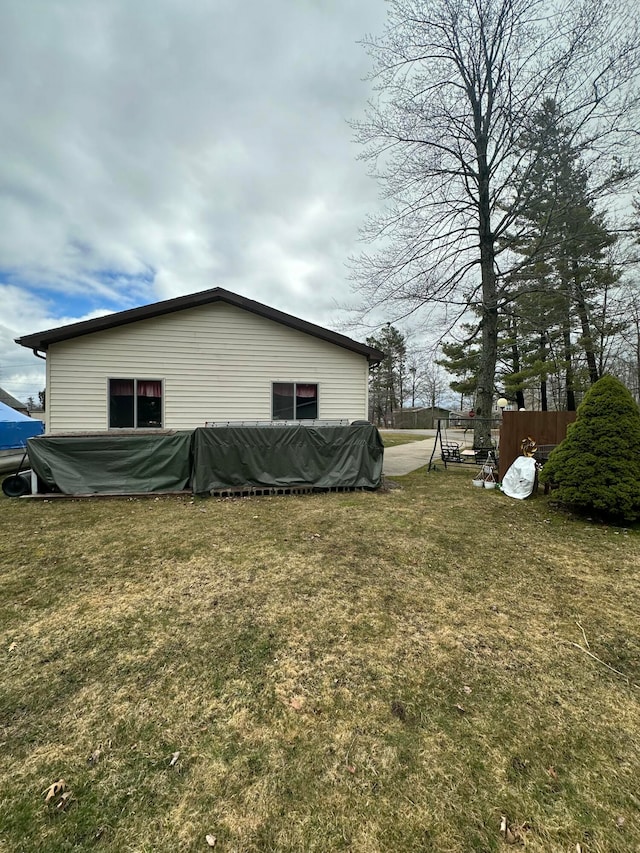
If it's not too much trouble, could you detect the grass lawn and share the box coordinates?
[380,432,431,447]
[1,469,639,852]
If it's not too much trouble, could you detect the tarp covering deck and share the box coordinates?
[24,424,383,496]
[191,423,383,494]
[27,431,193,494]
[0,401,44,450]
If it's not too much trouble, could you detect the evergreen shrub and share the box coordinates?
[539,376,640,521]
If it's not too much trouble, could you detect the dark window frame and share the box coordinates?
[271,381,319,421]
[108,378,164,429]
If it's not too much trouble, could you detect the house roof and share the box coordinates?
[0,387,27,411]
[15,287,385,364]
[401,406,452,413]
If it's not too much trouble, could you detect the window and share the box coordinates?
[272,382,318,420]
[109,379,163,428]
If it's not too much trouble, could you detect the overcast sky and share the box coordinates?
[0,0,391,402]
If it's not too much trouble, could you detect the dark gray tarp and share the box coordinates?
[24,424,383,496]
[191,423,383,494]
[27,431,193,494]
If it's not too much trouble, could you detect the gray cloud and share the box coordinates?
[0,0,388,399]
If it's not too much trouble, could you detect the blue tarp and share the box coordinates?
[0,401,44,450]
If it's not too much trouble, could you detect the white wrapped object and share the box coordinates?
[501,455,537,500]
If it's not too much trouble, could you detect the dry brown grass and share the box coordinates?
[1,468,639,852]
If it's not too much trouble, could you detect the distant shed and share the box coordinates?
[392,406,452,429]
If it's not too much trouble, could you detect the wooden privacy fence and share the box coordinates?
[498,411,577,481]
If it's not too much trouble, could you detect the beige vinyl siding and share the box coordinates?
[45,302,370,432]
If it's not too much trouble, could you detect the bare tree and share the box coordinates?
[352,0,640,444]
[422,362,448,409]
[611,285,640,401]
[406,349,447,407]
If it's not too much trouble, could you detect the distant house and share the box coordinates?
[26,408,46,423]
[15,288,384,433]
[392,406,452,430]
[0,387,29,416]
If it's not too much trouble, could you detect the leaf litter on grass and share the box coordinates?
[0,476,639,851]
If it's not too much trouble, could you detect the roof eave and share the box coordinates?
[14,287,384,362]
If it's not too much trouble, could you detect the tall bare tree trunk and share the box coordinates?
[474,142,497,449]
[351,0,639,427]
[540,333,548,411]
[574,274,600,385]
[562,319,576,410]
[509,316,526,409]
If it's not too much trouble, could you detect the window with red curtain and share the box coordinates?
[272,382,318,420]
[136,380,162,398]
[109,379,162,428]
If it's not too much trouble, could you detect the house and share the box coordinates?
[0,387,29,416]
[391,406,452,430]
[15,288,384,433]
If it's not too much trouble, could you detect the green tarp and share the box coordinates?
[25,424,383,496]
[27,431,193,494]
[190,424,384,494]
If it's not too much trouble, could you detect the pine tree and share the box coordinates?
[540,376,640,521]
[351,1,638,442]
[439,314,527,410]
[505,100,626,409]
[437,338,479,407]
[367,325,407,425]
